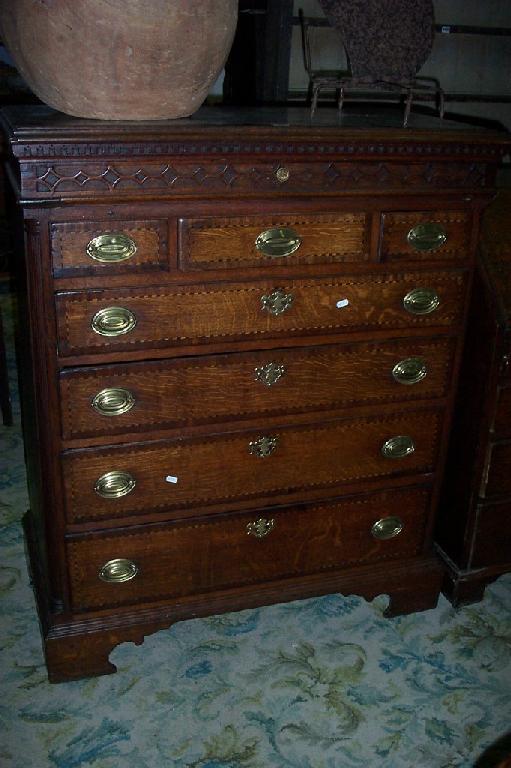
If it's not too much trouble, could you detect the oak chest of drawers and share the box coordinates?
[3,105,509,682]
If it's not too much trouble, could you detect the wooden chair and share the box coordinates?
[299,8,350,116]
[317,0,444,126]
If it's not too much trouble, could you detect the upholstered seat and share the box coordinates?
[315,0,444,125]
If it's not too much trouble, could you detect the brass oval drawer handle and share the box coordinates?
[261,288,294,316]
[91,306,137,337]
[249,435,278,457]
[407,222,447,252]
[381,435,415,459]
[86,232,137,263]
[392,357,427,385]
[94,470,136,499]
[99,558,138,583]
[275,166,290,183]
[255,227,302,258]
[371,516,404,540]
[91,387,135,416]
[247,517,275,538]
[403,288,440,316]
[254,362,286,387]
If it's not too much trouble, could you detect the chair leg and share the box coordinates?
[403,89,413,127]
[337,86,344,113]
[438,88,445,119]
[311,84,320,117]
[306,79,313,107]
[0,307,13,427]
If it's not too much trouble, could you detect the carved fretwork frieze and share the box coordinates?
[29,159,488,198]
[15,139,505,160]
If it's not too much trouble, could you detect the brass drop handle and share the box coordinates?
[247,517,275,538]
[392,357,427,385]
[403,288,440,316]
[92,387,135,416]
[249,435,279,457]
[94,471,136,499]
[407,222,447,252]
[371,516,404,540]
[381,435,415,459]
[254,362,286,387]
[91,306,137,337]
[255,227,302,258]
[99,558,138,583]
[261,288,294,316]
[86,232,137,263]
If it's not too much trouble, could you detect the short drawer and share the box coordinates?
[493,385,511,439]
[179,212,369,270]
[50,219,170,277]
[381,211,471,262]
[62,407,442,523]
[66,484,431,611]
[60,337,455,440]
[485,441,511,497]
[471,500,511,568]
[55,270,467,357]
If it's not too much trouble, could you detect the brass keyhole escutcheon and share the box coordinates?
[261,288,294,316]
[247,517,275,538]
[254,362,286,387]
[248,435,279,458]
[275,166,290,183]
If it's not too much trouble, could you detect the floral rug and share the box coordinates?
[1,290,510,768]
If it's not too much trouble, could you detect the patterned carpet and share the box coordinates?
[1,289,510,768]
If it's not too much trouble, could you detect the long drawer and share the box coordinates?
[60,336,455,440]
[62,407,442,523]
[55,270,467,356]
[66,484,431,611]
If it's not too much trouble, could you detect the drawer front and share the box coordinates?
[493,385,511,439]
[60,337,455,440]
[63,408,442,523]
[381,211,471,262]
[471,501,511,568]
[55,271,467,356]
[51,219,169,277]
[179,212,368,270]
[485,441,511,497]
[67,485,431,611]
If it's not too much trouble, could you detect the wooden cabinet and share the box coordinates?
[2,105,508,682]
[436,191,511,604]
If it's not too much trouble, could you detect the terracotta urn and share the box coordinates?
[0,0,238,120]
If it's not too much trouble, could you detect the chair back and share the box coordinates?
[318,0,434,83]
